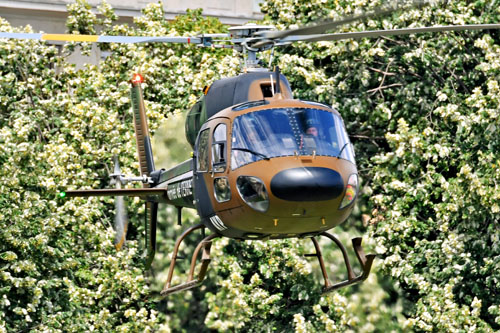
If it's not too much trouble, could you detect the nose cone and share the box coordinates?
[270,167,344,201]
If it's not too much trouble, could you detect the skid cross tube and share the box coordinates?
[311,232,376,294]
[161,224,220,296]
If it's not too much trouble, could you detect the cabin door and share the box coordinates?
[204,118,240,212]
[193,117,237,221]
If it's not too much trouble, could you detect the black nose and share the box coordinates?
[270,167,344,201]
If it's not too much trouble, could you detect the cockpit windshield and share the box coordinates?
[231,107,355,169]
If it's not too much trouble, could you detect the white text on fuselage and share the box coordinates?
[167,179,193,201]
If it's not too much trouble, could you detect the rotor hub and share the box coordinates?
[228,23,275,39]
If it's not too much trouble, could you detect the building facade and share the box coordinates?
[0,0,264,65]
[1,0,264,31]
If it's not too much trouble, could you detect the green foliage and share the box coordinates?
[0,2,236,331]
[1,0,499,331]
[204,235,404,332]
[259,0,500,331]
[237,0,500,331]
[0,14,155,333]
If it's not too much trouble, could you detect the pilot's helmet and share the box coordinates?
[306,118,319,128]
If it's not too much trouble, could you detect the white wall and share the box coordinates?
[0,0,264,67]
[0,0,264,29]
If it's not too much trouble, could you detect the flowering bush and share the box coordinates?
[259,0,500,331]
[1,0,499,331]
[0,1,233,331]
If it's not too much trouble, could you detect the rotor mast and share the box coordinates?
[228,24,276,71]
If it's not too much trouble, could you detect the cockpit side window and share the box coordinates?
[212,124,227,173]
[196,129,210,172]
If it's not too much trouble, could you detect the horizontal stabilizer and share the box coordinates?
[61,188,166,198]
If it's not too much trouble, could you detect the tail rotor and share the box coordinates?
[110,155,129,250]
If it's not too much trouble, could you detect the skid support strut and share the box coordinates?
[310,232,376,294]
[161,224,220,296]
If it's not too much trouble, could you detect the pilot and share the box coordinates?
[305,119,319,137]
[300,119,320,151]
[301,118,337,155]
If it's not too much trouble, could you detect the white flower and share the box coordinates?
[437,91,448,101]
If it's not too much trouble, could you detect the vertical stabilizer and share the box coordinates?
[130,73,157,268]
[130,73,155,181]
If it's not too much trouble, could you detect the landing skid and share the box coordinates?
[159,227,374,296]
[308,233,376,294]
[160,224,220,296]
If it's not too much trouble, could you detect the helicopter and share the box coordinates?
[2,0,500,296]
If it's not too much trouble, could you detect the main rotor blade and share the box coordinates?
[281,24,500,43]
[62,188,166,197]
[0,32,202,44]
[258,0,429,40]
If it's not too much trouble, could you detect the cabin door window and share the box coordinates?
[196,129,210,172]
[212,123,227,173]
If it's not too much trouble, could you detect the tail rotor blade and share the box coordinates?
[144,202,158,270]
[112,156,129,251]
[114,195,129,251]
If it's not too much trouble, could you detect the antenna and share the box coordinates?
[270,74,275,96]
[274,66,281,95]
[269,47,275,70]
